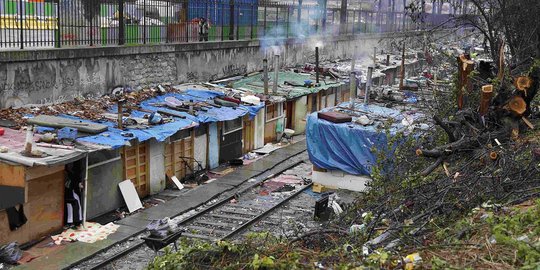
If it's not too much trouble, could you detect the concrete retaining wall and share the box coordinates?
[0,32,422,109]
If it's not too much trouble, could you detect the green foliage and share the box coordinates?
[250,254,275,269]
[430,256,450,270]
[487,200,540,268]
[366,249,390,266]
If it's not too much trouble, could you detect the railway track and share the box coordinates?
[84,160,311,270]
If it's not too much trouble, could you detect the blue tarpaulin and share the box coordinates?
[306,102,420,175]
[140,90,264,122]
[74,89,263,149]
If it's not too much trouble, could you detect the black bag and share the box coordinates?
[0,242,23,265]
[146,218,173,239]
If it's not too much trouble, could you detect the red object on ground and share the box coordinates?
[0,128,4,136]
[317,111,352,123]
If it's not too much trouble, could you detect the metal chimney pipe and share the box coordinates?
[364,66,373,105]
[315,47,320,84]
[263,59,269,95]
[399,43,406,90]
[349,46,357,108]
[386,54,390,66]
[24,125,33,154]
[273,55,279,94]
[117,100,123,130]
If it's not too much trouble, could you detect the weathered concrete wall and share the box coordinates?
[149,139,166,195]
[0,32,423,109]
[254,110,264,149]
[194,134,207,169]
[87,150,124,219]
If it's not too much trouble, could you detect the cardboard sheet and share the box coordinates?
[171,176,184,190]
[118,180,143,213]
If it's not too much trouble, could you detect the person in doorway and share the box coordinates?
[64,160,85,229]
[199,17,210,42]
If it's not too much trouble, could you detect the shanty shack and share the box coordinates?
[0,128,85,245]
[0,85,264,248]
[76,88,263,219]
[306,101,425,191]
[231,71,345,143]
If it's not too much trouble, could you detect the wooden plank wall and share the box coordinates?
[122,142,150,198]
[264,120,278,144]
[0,165,64,245]
[165,133,194,181]
[0,163,24,188]
[242,115,255,153]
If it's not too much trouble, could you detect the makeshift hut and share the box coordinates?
[0,128,86,245]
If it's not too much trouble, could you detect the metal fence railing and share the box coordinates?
[0,0,456,50]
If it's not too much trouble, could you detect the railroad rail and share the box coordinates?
[85,160,310,270]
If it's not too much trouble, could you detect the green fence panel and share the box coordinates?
[5,1,16,15]
[100,5,109,17]
[44,2,54,16]
[222,27,230,39]
[125,24,139,44]
[149,26,161,43]
[101,28,108,45]
[25,2,34,16]
[209,26,218,40]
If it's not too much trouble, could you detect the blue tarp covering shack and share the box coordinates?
[74,114,197,149]
[139,90,264,123]
[306,102,423,175]
[75,89,264,149]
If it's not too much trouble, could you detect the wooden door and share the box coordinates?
[242,116,254,153]
[122,141,149,198]
[165,135,194,181]
[285,101,294,129]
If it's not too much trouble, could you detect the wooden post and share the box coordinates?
[365,66,373,105]
[82,155,89,228]
[117,100,124,130]
[399,43,405,90]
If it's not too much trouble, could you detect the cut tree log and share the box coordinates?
[417,128,511,159]
[507,96,527,116]
[457,54,475,109]
[479,85,494,116]
[497,40,505,81]
[514,76,532,93]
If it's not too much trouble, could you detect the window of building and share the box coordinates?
[223,118,243,135]
[265,102,284,122]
